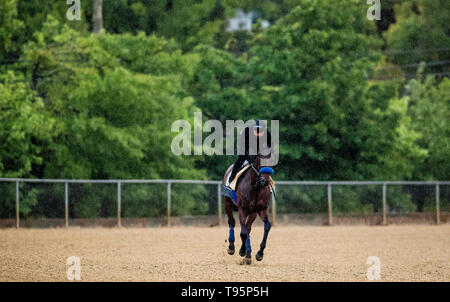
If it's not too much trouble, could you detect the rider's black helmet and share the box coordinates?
[253,119,267,136]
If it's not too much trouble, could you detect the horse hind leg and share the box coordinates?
[239,227,247,257]
[256,209,271,261]
[239,232,247,258]
[225,199,236,255]
[238,210,248,257]
[227,221,236,255]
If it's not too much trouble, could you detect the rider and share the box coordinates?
[226,119,272,189]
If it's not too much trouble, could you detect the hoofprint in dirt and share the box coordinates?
[0,225,448,281]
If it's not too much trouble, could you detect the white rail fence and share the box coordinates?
[0,178,449,228]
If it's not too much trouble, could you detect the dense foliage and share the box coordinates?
[0,0,448,218]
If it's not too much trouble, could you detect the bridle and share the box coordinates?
[249,153,278,203]
[250,153,271,191]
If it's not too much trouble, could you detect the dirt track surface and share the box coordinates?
[0,225,449,281]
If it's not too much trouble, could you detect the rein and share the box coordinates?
[250,164,260,176]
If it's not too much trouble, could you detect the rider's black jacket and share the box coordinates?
[230,122,271,182]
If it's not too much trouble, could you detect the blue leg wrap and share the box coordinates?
[229,226,235,243]
[245,235,252,252]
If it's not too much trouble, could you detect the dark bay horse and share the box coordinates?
[222,153,273,265]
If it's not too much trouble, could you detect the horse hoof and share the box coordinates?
[255,251,264,261]
[239,249,246,257]
[244,257,252,265]
[227,248,235,255]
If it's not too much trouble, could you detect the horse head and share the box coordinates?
[251,153,274,191]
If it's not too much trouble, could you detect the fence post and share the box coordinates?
[65,182,69,228]
[167,181,171,227]
[271,185,276,226]
[217,183,222,226]
[436,183,440,225]
[117,181,122,228]
[382,183,387,225]
[327,184,333,226]
[15,181,19,229]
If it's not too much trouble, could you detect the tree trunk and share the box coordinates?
[92,0,103,34]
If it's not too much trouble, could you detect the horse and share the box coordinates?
[222,153,273,265]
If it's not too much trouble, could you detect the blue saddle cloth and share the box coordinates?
[232,190,237,205]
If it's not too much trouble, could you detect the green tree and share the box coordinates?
[405,67,450,180]
[0,0,23,61]
[384,0,450,74]
[20,16,204,180]
[0,71,54,178]
[192,0,425,181]
[0,16,210,218]
[0,71,55,218]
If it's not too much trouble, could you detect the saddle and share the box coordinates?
[228,164,251,191]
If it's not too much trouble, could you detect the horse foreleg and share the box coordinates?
[256,209,271,261]
[243,213,257,264]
